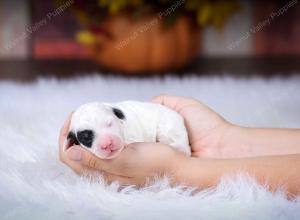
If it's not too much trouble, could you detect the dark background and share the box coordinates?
[0,0,300,80]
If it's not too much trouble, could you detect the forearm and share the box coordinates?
[222,126,300,157]
[174,154,300,195]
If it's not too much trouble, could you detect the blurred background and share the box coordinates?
[0,0,300,80]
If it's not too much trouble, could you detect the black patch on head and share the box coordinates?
[67,131,79,146]
[76,130,94,148]
[112,107,125,120]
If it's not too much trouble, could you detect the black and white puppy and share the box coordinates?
[65,101,191,159]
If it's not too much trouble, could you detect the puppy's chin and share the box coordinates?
[94,147,124,159]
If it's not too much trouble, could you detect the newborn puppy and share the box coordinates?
[65,101,191,159]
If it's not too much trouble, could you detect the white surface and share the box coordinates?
[0,74,300,220]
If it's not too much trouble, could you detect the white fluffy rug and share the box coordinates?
[0,74,300,220]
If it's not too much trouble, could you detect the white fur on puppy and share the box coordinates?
[66,101,191,159]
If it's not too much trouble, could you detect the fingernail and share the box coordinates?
[67,148,82,161]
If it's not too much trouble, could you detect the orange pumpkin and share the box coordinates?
[92,14,200,74]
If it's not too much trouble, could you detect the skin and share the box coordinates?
[59,95,300,195]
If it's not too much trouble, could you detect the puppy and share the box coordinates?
[65,101,191,159]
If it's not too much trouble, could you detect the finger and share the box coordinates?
[67,145,113,172]
[63,153,105,177]
[62,157,135,185]
[102,172,135,186]
[61,155,132,184]
[151,94,198,112]
[59,112,74,164]
[59,112,73,149]
[151,94,179,110]
[59,145,87,173]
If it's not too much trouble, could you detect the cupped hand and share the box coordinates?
[58,94,236,185]
[59,115,185,185]
[152,95,235,158]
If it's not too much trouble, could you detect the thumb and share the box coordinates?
[152,94,196,112]
[151,94,170,105]
[67,146,109,171]
[151,94,182,111]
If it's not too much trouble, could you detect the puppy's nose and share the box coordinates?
[98,136,114,152]
[77,130,94,148]
[101,143,113,151]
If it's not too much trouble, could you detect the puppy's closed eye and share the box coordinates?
[112,107,125,120]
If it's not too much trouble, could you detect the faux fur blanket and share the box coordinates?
[0,74,300,220]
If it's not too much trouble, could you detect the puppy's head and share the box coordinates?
[65,102,126,159]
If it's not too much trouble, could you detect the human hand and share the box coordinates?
[152,95,238,158]
[59,114,185,185]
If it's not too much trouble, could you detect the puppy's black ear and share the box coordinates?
[65,131,79,150]
[112,107,125,120]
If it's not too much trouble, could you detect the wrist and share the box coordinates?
[171,155,223,188]
[218,124,251,158]
[169,152,192,183]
